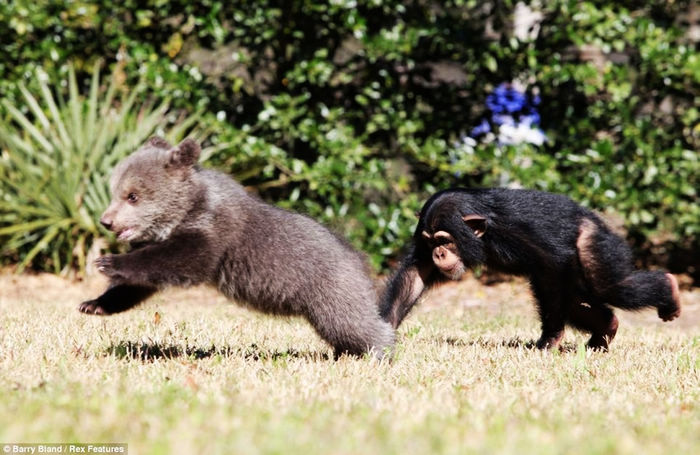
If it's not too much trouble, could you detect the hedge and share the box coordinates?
[1,1,697,279]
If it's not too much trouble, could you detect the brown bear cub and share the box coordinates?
[79,137,394,359]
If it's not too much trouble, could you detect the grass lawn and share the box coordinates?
[1,272,698,455]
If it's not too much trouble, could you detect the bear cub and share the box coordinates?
[79,137,394,359]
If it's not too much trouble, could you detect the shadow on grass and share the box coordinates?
[441,336,579,353]
[105,341,329,362]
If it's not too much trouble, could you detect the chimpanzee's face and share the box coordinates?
[419,229,466,280]
[417,195,487,280]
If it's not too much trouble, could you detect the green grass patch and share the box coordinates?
[1,277,698,455]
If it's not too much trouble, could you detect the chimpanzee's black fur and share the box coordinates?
[380,188,681,350]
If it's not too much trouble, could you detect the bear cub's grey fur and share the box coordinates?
[79,137,394,358]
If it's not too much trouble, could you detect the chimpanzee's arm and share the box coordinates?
[94,232,217,288]
[79,283,157,315]
[379,253,439,329]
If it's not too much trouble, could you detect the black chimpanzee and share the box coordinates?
[379,188,682,350]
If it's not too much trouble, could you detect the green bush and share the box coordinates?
[1,1,697,278]
[0,62,207,274]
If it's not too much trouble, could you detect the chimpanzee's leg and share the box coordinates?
[576,218,680,321]
[530,278,567,350]
[606,271,681,320]
[568,301,619,351]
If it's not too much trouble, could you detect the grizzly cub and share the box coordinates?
[79,137,394,358]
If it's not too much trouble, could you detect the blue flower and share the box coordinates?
[487,83,527,114]
[492,114,516,126]
[470,83,545,145]
[520,107,541,126]
[470,118,491,137]
[503,92,526,114]
[485,93,505,114]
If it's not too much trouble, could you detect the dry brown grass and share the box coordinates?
[1,271,698,455]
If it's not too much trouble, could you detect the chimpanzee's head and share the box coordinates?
[415,193,487,280]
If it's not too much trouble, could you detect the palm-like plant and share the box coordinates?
[0,62,207,274]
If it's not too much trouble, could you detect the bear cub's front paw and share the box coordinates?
[78,300,109,315]
[95,255,121,279]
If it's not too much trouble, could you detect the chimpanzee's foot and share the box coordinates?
[586,314,619,351]
[536,330,565,350]
[658,273,681,322]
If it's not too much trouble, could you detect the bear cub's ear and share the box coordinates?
[167,138,201,168]
[146,136,172,149]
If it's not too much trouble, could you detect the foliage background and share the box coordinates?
[0,0,698,278]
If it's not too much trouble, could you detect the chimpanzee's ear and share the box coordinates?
[462,214,487,238]
[167,138,201,168]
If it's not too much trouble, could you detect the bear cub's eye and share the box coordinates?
[127,192,138,204]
